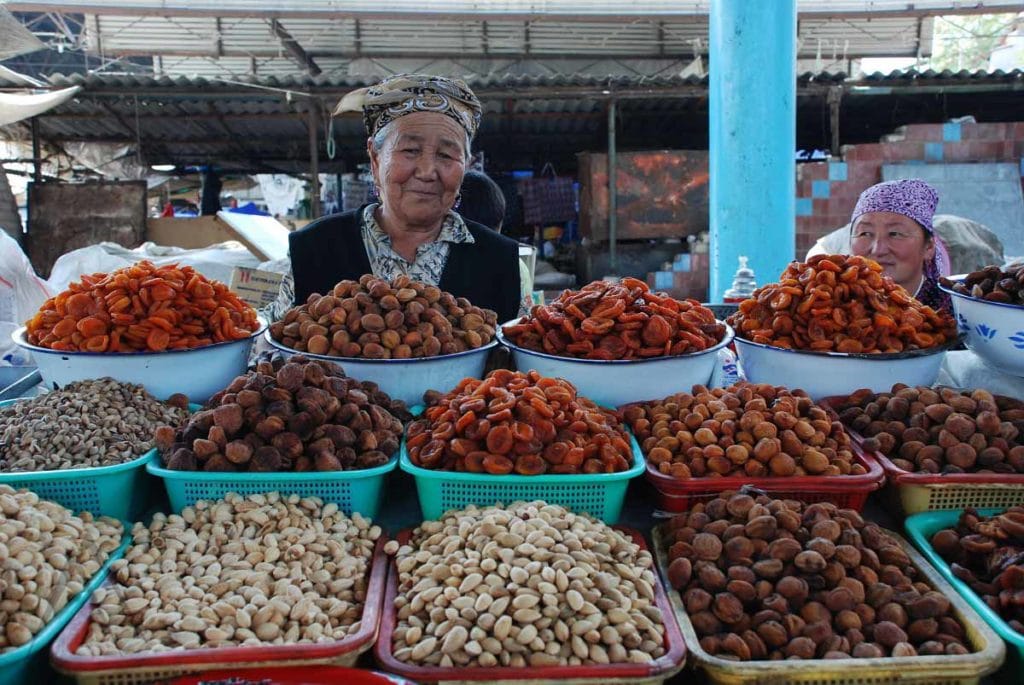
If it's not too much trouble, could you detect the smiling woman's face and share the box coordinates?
[369,112,468,231]
[850,211,934,292]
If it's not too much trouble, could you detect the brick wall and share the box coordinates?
[795,121,1024,256]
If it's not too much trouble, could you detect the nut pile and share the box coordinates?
[501,278,726,360]
[388,501,668,668]
[664,491,971,660]
[0,486,123,652]
[76,492,381,655]
[269,275,498,359]
[408,370,632,475]
[727,254,956,353]
[623,383,864,480]
[930,507,1024,634]
[942,264,1024,305]
[832,385,1024,474]
[158,353,409,472]
[0,379,189,472]
[26,261,260,352]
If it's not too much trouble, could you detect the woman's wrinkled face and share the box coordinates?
[369,112,468,230]
[850,211,934,291]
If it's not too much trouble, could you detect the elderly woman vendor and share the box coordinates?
[288,75,522,322]
[846,179,952,315]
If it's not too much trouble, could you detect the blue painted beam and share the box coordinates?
[709,0,796,301]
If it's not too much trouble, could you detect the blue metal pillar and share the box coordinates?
[709,0,796,301]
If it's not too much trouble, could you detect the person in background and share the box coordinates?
[457,170,533,313]
[287,74,521,323]
[846,179,952,315]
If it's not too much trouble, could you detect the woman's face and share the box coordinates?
[850,211,934,291]
[368,112,467,230]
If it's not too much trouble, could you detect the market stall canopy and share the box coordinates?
[1,69,1021,174]
[0,86,81,127]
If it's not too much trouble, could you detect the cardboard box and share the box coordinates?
[229,266,284,310]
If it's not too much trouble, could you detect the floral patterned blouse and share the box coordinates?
[359,203,474,284]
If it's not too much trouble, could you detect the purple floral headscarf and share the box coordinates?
[851,179,951,313]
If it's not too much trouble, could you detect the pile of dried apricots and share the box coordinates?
[407,369,633,475]
[25,261,260,353]
[727,254,956,354]
[502,277,726,360]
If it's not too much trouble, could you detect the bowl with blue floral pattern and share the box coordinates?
[940,275,1024,376]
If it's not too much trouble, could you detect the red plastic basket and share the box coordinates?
[374,527,687,684]
[645,442,885,513]
[820,395,1024,514]
[158,666,414,685]
[50,537,390,685]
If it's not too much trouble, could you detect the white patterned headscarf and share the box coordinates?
[334,74,482,141]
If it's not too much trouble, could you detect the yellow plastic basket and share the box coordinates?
[651,528,1006,685]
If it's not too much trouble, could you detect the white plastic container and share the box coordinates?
[265,332,496,405]
[12,317,266,403]
[734,336,949,400]
[498,322,734,408]
[941,281,1024,377]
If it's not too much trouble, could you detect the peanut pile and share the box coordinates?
[0,486,123,652]
[388,501,668,668]
[624,383,863,479]
[728,254,956,353]
[76,493,380,655]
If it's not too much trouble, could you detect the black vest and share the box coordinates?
[288,207,522,323]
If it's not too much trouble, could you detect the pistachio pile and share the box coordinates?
[664,491,971,660]
[0,379,189,472]
[388,501,668,668]
[0,486,124,652]
[76,492,381,655]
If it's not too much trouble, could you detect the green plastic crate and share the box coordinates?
[905,509,1024,685]
[146,450,398,518]
[399,432,645,523]
[0,529,131,685]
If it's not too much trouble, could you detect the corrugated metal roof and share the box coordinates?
[76,11,934,61]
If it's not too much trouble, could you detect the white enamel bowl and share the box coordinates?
[941,280,1024,377]
[734,336,951,400]
[12,316,267,403]
[265,331,497,405]
[498,320,734,407]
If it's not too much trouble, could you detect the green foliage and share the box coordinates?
[928,13,1019,71]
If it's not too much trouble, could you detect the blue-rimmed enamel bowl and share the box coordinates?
[265,331,497,405]
[734,334,954,400]
[940,278,1024,376]
[12,316,266,402]
[498,319,734,407]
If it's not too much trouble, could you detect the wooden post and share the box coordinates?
[308,102,321,219]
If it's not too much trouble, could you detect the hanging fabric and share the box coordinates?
[517,162,576,225]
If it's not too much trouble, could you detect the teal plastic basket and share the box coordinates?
[146,450,398,518]
[905,508,1023,685]
[0,400,199,520]
[0,528,130,685]
[399,432,645,523]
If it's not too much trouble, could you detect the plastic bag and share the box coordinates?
[0,232,51,366]
[47,241,261,294]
